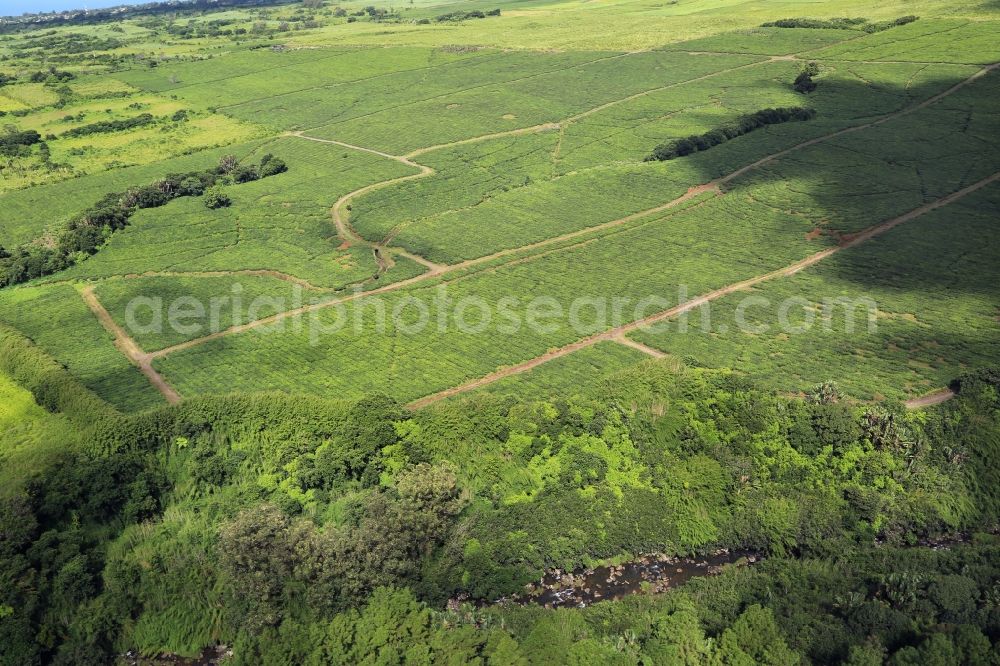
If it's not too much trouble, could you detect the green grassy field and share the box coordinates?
[0,370,78,497]
[55,136,420,288]
[0,0,996,413]
[143,59,999,406]
[288,0,998,51]
[349,58,978,263]
[630,183,1000,401]
[152,190,826,401]
[3,2,1000,663]
[0,284,164,411]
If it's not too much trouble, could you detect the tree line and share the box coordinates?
[3,336,1000,663]
[762,15,919,33]
[60,112,157,138]
[645,106,816,161]
[0,153,287,287]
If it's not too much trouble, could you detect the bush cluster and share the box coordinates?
[61,112,156,138]
[3,364,1000,663]
[434,8,500,21]
[0,128,41,156]
[645,107,816,161]
[0,153,287,287]
[27,66,76,83]
[793,61,820,93]
[761,17,867,29]
[864,14,919,33]
[761,15,918,33]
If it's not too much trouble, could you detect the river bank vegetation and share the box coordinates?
[0,0,998,663]
[2,326,1000,662]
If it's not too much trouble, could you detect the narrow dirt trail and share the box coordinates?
[147,182,716,359]
[904,388,956,409]
[718,62,999,187]
[613,335,667,358]
[291,131,433,246]
[390,248,448,272]
[562,55,785,124]
[79,286,181,405]
[406,171,1000,409]
[142,61,997,362]
[404,123,562,160]
[148,267,444,359]
[446,183,720,271]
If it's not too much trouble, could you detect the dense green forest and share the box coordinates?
[2,324,999,664]
[1,0,999,663]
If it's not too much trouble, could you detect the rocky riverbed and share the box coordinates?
[473,549,760,610]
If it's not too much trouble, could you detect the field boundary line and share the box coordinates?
[402,55,781,160]
[290,132,444,272]
[142,63,996,361]
[79,285,181,405]
[561,56,777,124]
[48,269,336,292]
[294,50,635,134]
[406,170,1000,409]
[404,122,561,160]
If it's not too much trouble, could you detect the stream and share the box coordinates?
[126,533,985,664]
[482,549,760,610]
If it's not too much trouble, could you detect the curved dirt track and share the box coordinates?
[81,61,998,406]
[174,59,996,360]
[406,171,1000,409]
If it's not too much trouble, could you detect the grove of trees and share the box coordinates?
[2,329,1000,663]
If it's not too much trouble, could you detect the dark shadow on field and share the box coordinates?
[667,65,1000,298]
[646,66,1000,391]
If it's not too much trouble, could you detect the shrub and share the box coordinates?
[203,186,231,209]
[178,175,206,196]
[0,128,41,156]
[231,165,259,184]
[865,15,919,33]
[761,17,867,30]
[646,107,816,161]
[259,156,287,177]
[761,15,917,33]
[61,113,155,138]
[793,63,819,93]
[435,9,498,21]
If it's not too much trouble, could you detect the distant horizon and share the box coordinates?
[1,0,151,18]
